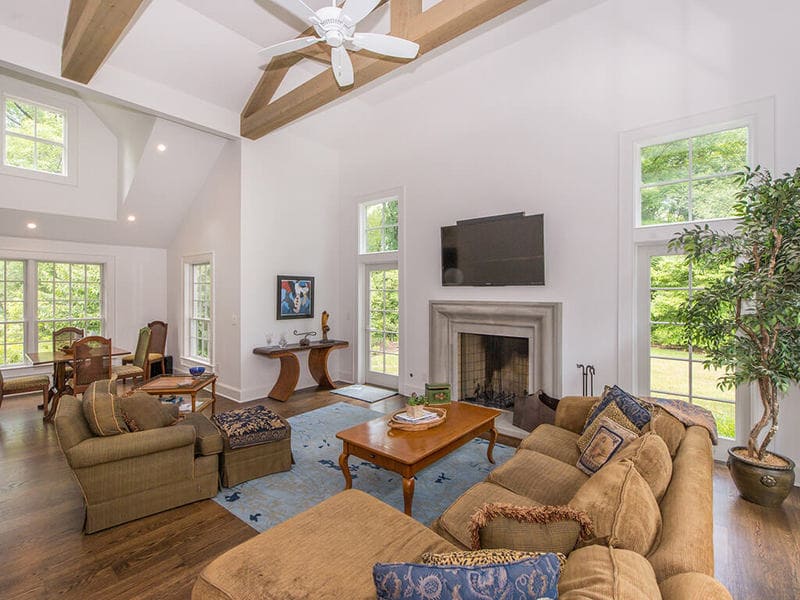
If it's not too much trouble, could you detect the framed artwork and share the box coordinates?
[277,276,315,319]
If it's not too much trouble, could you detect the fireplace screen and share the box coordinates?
[459,333,529,409]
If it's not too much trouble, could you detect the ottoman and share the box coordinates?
[212,405,293,487]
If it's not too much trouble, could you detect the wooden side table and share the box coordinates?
[253,340,349,401]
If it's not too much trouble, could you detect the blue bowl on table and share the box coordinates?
[189,366,205,377]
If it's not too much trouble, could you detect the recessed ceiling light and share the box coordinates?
[26,222,37,230]
[127,215,136,222]
[156,143,167,152]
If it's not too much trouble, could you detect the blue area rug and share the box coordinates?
[213,402,514,531]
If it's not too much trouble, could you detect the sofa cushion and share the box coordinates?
[469,502,593,555]
[420,549,567,568]
[582,385,651,437]
[659,573,734,600]
[374,554,561,600]
[518,423,582,465]
[570,459,661,556]
[438,482,541,549]
[81,381,128,437]
[608,431,673,501]
[646,405,686,456]
[488,449,588,505]
[181,412,223,456]
[119,393,175,431]
[193,489,457,600]
[558,545,662,599]
[576,416,639,475]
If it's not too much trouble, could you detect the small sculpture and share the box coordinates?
[321,310,330,342]
[294,330,317,347]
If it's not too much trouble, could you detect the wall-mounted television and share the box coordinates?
[441,212,544,286]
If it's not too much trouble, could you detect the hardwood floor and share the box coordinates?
[0,386,798,599]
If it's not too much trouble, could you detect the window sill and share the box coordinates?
[180,356,215,370]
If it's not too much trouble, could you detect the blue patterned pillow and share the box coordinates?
[373,553,561,600]
[584,385,651,432]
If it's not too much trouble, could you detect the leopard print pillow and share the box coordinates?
[420,549,567,568]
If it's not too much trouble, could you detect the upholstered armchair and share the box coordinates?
[53,388,221,533]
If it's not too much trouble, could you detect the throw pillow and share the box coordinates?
[374,554,561,600]
[570,459,662,556]
[421,549,567,569]
[81,380,128,437]
[469,503,594,555]
[576,417,638,475]
[607,432,673,501]
[577,402,640,453]
[583,385,652,432]
[119,393,176,431]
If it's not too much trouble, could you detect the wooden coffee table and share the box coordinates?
[137,374,217,414]
[336,402,500,516]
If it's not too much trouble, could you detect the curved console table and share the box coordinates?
[253,340,349,401]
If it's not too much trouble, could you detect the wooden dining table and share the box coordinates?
[27,346,130,421]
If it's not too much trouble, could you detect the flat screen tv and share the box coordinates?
[441,212,544,286]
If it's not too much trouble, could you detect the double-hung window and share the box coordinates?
[183,256,213,364]
[3,96,66,176]
[0,259,105,367]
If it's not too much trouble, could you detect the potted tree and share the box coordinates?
[669,166,800,506]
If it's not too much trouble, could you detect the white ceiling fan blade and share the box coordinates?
[258,37,322,60]
[341,0,381,25]
[331,46,354,87]
[270,0,318,23]
[351,33,420,59]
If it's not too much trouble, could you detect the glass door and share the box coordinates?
[365,264,399,388]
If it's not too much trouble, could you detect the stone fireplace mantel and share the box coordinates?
[429,301,562,400]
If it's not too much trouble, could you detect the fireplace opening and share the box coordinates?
[459,333,529,409]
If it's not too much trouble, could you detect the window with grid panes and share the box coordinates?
[36,262,103,353]
[0,259,25,366]
[189,263,211,360]
[361,198,399,254]
[639,126,748,226]
[4,96,66,176]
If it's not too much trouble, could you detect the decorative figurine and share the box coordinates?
[294,329,317,347]
[321,310,330,342]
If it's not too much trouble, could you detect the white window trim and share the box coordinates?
[180,252,215,369]
[356,188,404,389]
[0,249,115,373]
[0,75,78,186]
[618,98,775,458]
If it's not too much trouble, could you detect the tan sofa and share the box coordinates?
[55,394,221,533]
[193,396,733,599]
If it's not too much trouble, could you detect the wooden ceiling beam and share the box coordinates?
[241,0,535,140]
[391,0,422,37]
[62,0,147,84]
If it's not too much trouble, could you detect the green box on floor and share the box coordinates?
[425,383,451,404]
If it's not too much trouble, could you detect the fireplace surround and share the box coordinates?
[429,301,563,414]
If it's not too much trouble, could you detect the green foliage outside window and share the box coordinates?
[4,97,65,175]
[640,127,747,225]
[363,199,399,253]
[0,259,25,366]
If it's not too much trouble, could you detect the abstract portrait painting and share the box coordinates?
[277,276,314,319]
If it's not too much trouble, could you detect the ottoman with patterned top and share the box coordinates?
[212,405,293,487]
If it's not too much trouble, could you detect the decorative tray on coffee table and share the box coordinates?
[387,406,447,431]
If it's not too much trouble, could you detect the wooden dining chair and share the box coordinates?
[122,320,168,376]
[112,327,150,385]
[53,326,84,379]
[67,336,112,396]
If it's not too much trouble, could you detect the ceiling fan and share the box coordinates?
[259,0,420,88]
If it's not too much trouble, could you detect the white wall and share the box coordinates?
[239,132,340,401]
[0,73,118,220]
[0,235,166,371]
[167,140,242,398]
[269,0,800,465]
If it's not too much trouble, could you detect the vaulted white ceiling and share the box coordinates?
[0,0,437,136]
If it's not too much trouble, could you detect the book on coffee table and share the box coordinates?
[394,409,439,423]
